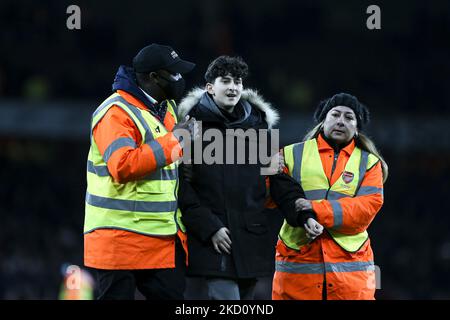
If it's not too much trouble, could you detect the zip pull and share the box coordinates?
[325,151,339,199]
[331,151,339,178]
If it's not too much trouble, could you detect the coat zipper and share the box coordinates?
[322,151,337,300]
[325,151,339,199]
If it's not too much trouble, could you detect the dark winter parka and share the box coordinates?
[177,88,279,279]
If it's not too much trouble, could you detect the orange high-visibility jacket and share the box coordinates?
[84,90,186,270]
[272,134,384,300]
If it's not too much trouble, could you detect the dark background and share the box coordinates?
[0,0,449,299]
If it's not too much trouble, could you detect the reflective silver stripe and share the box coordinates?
[94,95,155,143]
[325,261,374,273]
[148,140,166,168]
[87,161,110,177]
[292,143,304,184]
[355,151,369,193]
[167,100,178,118]
[84,226,176,236]
[305,190,351,200]
[90,97,142,150]
[305,189,327,200]
[124,103,155,143]
[103,137,137,162]
[276,260,374,274]
[275,261,324,274]
[92,96,125,119]
[142,168,177,181]
[86,192,176,212]
[327,190,349,200]
[330,200,343,228]
[357,186,383,196]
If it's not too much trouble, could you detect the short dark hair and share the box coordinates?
[204,56,249,84]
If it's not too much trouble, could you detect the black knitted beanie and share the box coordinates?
[314,93,370,129]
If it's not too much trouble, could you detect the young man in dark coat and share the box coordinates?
[177,56,280,300]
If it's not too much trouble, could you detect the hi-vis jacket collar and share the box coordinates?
[317,133,355,156]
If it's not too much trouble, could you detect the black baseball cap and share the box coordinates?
[132,43,195,74]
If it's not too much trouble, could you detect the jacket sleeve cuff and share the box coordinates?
[153,132,182,166]
[182,212,225,243]
[296,209,316,226]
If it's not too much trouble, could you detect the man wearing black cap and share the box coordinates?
[83,43,198,299]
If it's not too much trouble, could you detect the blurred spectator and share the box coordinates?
[0,1,448,113]
[22,75,51,101]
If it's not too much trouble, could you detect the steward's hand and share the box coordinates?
[295,198,312,211]
[266,151,285,175]
[304,217,324,242]
[173,115,200,143]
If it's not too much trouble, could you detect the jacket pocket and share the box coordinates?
[244,212,269,234]
[347,238,372,259]
[133,211,174,223]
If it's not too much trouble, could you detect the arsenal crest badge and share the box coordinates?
[342,171,354,184]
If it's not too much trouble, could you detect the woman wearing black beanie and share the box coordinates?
[269,92,388,300]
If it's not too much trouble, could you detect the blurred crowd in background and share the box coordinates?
[1,0,449,112]
[0,0,449,299]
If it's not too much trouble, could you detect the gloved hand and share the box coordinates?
[304,217,324,242]
[294,197,323,242]
[173,115,200,144]
[265,151,285,175]
[294,197,316,227]
[295,198,312,211]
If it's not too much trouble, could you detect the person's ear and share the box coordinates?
[206,83,214,95]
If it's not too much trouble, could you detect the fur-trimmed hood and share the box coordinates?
[178,87,279,128]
